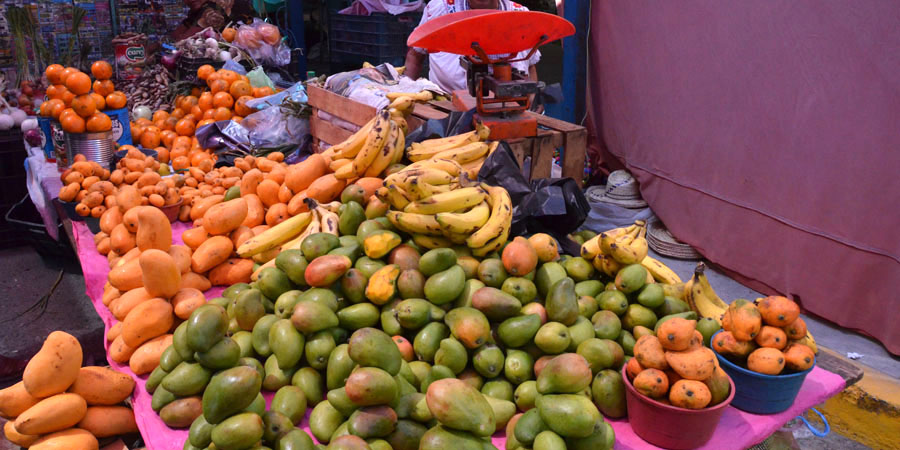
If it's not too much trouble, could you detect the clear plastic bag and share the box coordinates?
[239,104,310,149]
[233,19,293,67]
[247,66,275,89]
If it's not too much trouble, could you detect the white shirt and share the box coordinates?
[412,0,542,93]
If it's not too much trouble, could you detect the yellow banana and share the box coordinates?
[685,262,728,324]
[408,132,481,161]
[641,255,682,284]
[352,109,391,174]
[386,91,432,102]
[581,234,602,259]
[435,201,491,234]
[317,207,339,235]
[472,223,509,257]
[237,212,312,257]
[432,141,490,164]
[316,201,342,214]
[460,157,485,180]
[412,234,453,250]
[410,130,477,149]
[406,177,452,200]
[402,158,462,177]
[798,331,818,354]
[364,120,400,178]
[387,168,454,191]
[661,282,687,301]
[334,159,359,179]
[467,184,511,248]
[387,210,443,236]
[595,254,621,278]
[336,120,375,159]
[383,184,412,210]
[442,230,470,245]
[600,224,637,255]
[404,186,486,215]
[609,223,646,264]
[389,95,414,112]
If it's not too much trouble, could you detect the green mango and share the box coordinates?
[406,362,430,392]
[616,330,636,356]
[340,184,366,205]
[418,426,484,450]
[476,258,508,289]
[501,277,538,304]
[696,316,722,347]
[577,338,624,374]
[291,300,339,334]
[231,331,254,358]
[622,304,658,331]
[396,361,417,388]
[356,220,386,246]
[418,248,457,277]
[277,429,316,450]
[545,278,579,326]
[348,327,402,375]
[231,288,265,331]
[367,438,392,450]
[310,401,343,444]
[264,354,298,391]
[472,345,505,379]
[514,380,538,411]
[258,267,295,301]
[293,367,325,406]
[567,316,595,352]
[591,311,622,340]
[252,314,280,357]
[150,385,176,412]
[328,244,361,267]
[302,232,342,261]
[298,288,339,312]
[211,412,264,450]
[223,185,241,201]
[636,283,665,309]
[227,317,240,335]
[159,345,183,372]
[471,286,522,321]
[577,295,599,319]
[514,408,548,446]
[535,262,567,300]
[484,395,516,430]
[424,265,466,305]
[159,397,203,428]
[614,264,647,294]
[434,337,467,374]
[346,367,398,406]
[419,365,455,394]
[481,379,514,402]
[263,410,296,443]
[306,330,336,370]
[498,314,542,348]
[537,354,592,395]
[444,307,491,350]
[380,301,403,336]
[223,283,252,299]
[563,257,594,282]
[591,369,626,419]
[534,322,571,354]
[408,395,433,423]
[456,256,480,280]
[337,303,380,330]
[538,394,601,438]
[596,290,629,316]
[267,319,305,369]
[341,269,369,304]
[186,304,228,353]
[202,366,262,424]
[327,387,361,418]
[454,279,485,308]
[189,415,214,448]
[414,322,449,362]
[425,378,495,437]
[339,201,366,236]
[503,349,534,385]
[272,386,308,424]
[145,365,168,393]
[355,257,386,279]
[173,322,195,361]
[387,420,428,450]
[393,393,423,419]
[395,298,431,330]
[347,406,397,439]
[566,420,615,450]
[195,337,241,370]
[274,290,303,319]
[396,269,426,300]
[276,250,309,287]
[328,421,351,443]
[242,393,264,423]
[208,296,231,309]
[575,280,604,299]
[534,430,566,450]
[237,357,265,381]
[655,296,691,316]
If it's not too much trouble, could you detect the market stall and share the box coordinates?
[1,6,855,450]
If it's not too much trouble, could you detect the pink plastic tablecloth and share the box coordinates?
[71,222,845,450]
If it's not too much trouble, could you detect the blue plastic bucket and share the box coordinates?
[711,330,814,414]
[105,107,133,147]
[37,116,54,160]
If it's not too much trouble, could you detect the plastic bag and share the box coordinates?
[221,59,247,75]
[239,104,310,150]
[245,81,307,112]
[247,66,275,89]
[477,142,590,256]
[233,19,292,67]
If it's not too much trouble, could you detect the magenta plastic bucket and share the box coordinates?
[711,330,814,414]
[622,364,735,449]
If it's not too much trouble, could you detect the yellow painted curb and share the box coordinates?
[805,348,900,449]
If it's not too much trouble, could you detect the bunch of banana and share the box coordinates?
[581,220,683,286]
[683,262,729,324]
[405,121,495,179]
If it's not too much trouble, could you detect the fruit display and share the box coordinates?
[56,155,116,218]
[37,62,123,133]
[0,331,138,448]
[711,296,816,375]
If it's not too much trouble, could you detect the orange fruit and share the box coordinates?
[218,70,240,86]
[232,116,243,123]
[45,99,65,119]
[91,61,113,80]
[65,72,92,95]
[140,128,161,148]
[45,64,65,84]
[191,151,210,167]
[198,92,214,111]
[196,119,216,129]
[92,79,115,96]
[188,105,202,118]
[173,135,191,147]
[170,108,186,120]
[86,112,112,132]
[191,137,201,149]
[234,96,255,116]
[61,89,76,106]
[72,94,97,118]
[172,156,190,170]
[59,108,78,122]
[131,125,144,141]
[61,113,86,133]
[39,101,51,117]
[163,117,179,132]
[90,92,106,110]
[106,91,127,109]
[209,79,229,94]
[156,147,170,164]
[175,118,196,136]
[212,92,234,109]
[58,67,77,85]
[152,110,170,122]
[213,107,232,121]
[45,85,63,100]
[161,130,177,148]
[229,80,252,99]
[190,87,202,97]
[197,65,215,81]
[202,109,216,120]
[252,86,274,98]
[222,27,236,42]
[181,95,199,110]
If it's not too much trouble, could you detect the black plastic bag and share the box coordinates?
[477,142,590,256]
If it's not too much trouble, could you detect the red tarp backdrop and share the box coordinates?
[586,1,900,354]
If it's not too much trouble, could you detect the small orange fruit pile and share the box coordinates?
[39,61,125,134]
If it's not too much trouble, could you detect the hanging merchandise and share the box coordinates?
[231,19,291,67]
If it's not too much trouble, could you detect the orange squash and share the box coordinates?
[23,331,82,397]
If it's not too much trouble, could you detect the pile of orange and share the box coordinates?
[39,61,127,134]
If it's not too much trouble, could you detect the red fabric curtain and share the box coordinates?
[588,1,900,354]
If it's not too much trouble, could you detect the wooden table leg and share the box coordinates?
[562,128,587,188]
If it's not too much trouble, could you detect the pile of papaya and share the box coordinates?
[0,331,138,449]
[712,296,815,375]
[626,318,731,409]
